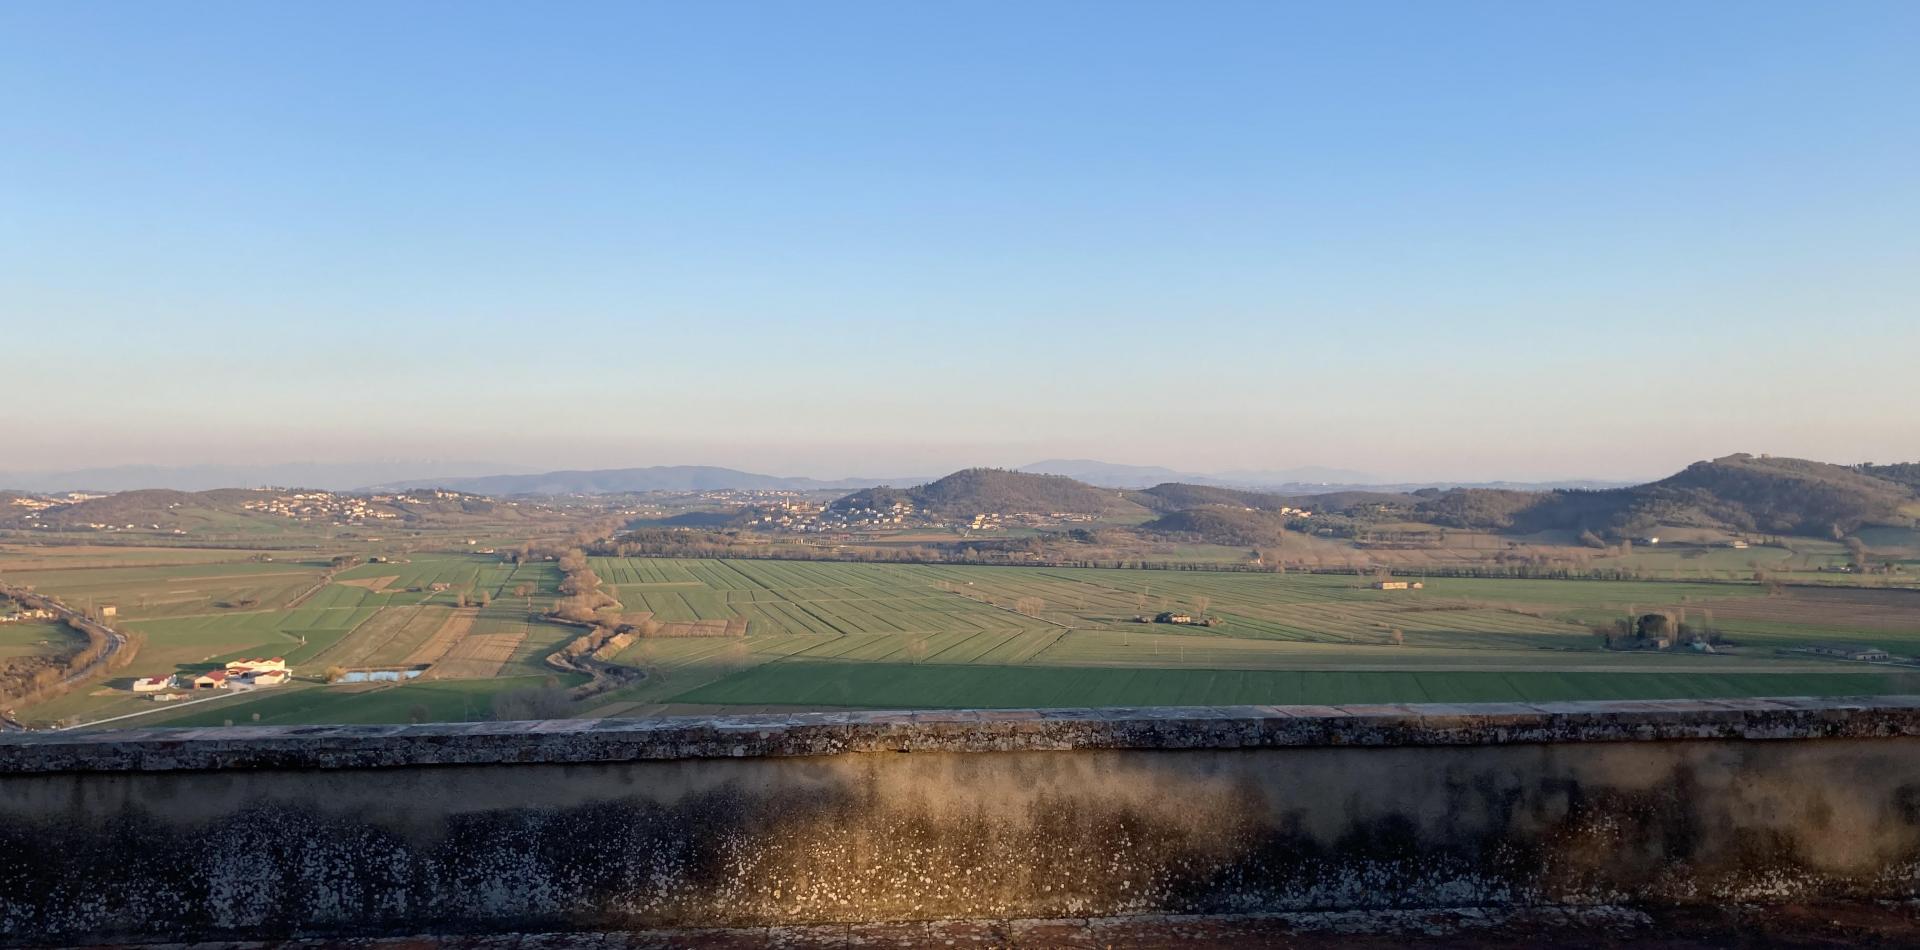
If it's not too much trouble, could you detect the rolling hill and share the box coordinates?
[1417,454,1919,538]
[832,469,1141,517]
[1138,507,1295,546]
[1126,454,1919,546]
[1129,483,1292,513]
[1018,459,1379,489]
[1018,459,1213,489]
[1863,463,1920,493]
[0,489,285,532]
[0,487,514,533]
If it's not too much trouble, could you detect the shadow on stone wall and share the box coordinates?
[4,740,1920,944]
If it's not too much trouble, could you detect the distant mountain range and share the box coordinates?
[0,457,1665,496]
[1017,459,1376,489]
[0,461,530,494]
[375,466,923,495]
[0,462,915,495]
[1017,458,1630,493]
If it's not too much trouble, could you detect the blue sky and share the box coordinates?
[3,1,1917,481]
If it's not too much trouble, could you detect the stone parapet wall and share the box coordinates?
[6,698,1920,946]
[6,696,1920,773]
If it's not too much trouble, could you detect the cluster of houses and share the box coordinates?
[132,657,293,697]
[10,492,183,532]
[7,492,104,513]
[242,491,401,523]
[0,605,55,624]
[1371,580,1425,591]
[742,498,1111,536]
[756,500,919,532]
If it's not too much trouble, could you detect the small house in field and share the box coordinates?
[131,675,175,692]
[1373,581,1410,590]
[1805,643,1891,662]
[98,605,118,618]
[1154,612,1194,625]
[191,670,229,690]
[429,582,452,592]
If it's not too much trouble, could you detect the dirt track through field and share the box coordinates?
[403,608,478,666]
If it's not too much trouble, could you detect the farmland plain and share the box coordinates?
[6,549,1920,728]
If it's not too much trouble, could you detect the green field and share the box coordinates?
[584,558,1920,713]
[0,621,75,660]
[8,552,1920,728]
[145,675,586,728]
[672,661,1920,709]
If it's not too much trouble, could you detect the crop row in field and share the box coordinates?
[304,605,451,669]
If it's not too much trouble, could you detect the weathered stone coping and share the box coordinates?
[5,696,1920,774]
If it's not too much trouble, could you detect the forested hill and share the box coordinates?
[1139,507,1295,546]
[832,469,1140,516]
[1863,463,1920,493]
[1129,454,1919,547]
[1129,483,1290,512]
[1416,454,1919,538]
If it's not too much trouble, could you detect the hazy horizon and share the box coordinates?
[0,447,1866,492]
[5,2,1917,483]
